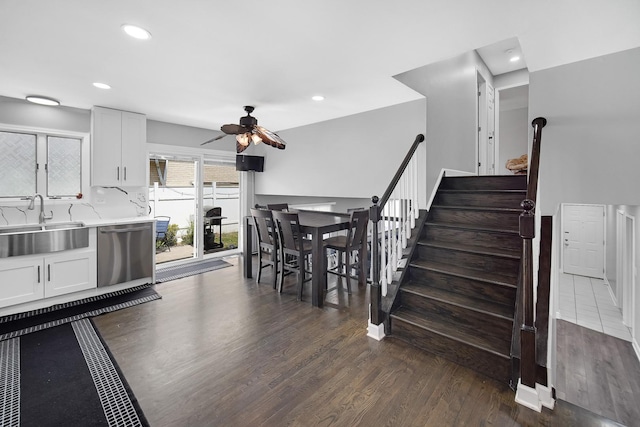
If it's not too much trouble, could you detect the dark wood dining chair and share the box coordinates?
[272,210,312,300]
[323,209,369,294]
[267,203,289,211]
[250,208,279,289]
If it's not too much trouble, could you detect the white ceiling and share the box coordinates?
[1,1,638,133]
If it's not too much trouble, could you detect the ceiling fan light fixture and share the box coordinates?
[236,133,250,146]
[251,134,262,145]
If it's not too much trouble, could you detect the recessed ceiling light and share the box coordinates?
[93,82,111,89]
[121,24,152,40]
[510,55,521,62]
[25,95,60,106]
[312,95,325,101]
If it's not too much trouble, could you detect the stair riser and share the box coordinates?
[434,192,526,209]
[429,208,520,231]
[391,317,511,383]
[399,290,513,341]
[417,246,520,279]
[408,268,516,306]
[440,175,527,191]
[423,226,521,253]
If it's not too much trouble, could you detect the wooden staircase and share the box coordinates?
[389,175,527,383]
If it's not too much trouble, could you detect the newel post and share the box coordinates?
[519,199,536,388]
[367,196,385,339]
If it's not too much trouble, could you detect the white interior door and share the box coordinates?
[487,84,495,175]
[477,72,487,175]
[562,204,605,278]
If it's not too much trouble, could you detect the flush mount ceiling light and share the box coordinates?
[121,24,152,40]
[25,95,60,106]
[505,49,520,63]
[312,95,325,101]
[93,82,111,89]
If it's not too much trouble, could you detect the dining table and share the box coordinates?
[244,209,353,307]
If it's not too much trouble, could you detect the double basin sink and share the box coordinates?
[0,222,89,258]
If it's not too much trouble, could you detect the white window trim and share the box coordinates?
[0,123,90,203]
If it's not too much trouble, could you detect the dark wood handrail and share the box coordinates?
[369,133,425,328]
[526,117,546,203]
[519,117,546,390]
[378,134,425,211]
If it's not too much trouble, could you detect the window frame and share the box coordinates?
[0,123,90,202]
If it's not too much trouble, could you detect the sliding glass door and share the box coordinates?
[149,150,240,267]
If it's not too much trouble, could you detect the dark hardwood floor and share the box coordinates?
[93,256,625,426]
[556,319,640,426]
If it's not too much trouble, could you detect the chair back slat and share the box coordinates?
[250,208,277,247]
[267,203,289,212]
[347,210,369,249]
[272,211,301,251]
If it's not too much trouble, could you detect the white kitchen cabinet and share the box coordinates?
[91,106,147,187]
[44,249,97,298]
[0,248,97,308]
[0,258,45,307]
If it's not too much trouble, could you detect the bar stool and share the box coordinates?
[250,208,280,289]
[323,209,369,294]
[272,211,312,300]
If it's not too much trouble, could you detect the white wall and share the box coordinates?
[256,99,427,201]
[606,204,619,299]
[498,107,529,174]
[529,47,640,215]
[147,119,232,151]
[394,51,491,192]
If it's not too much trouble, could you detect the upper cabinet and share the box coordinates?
[91,106,147,187]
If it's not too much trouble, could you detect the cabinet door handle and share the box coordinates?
[124,166,127,181]
[37,265,41,283]
[117,166,120,181]
[47,264,51,282]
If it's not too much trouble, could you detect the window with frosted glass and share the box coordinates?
[47,136,81,197]
[0,131,36,197]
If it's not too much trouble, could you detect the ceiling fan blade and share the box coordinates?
[200,134,227,145]
[221,123,250,135]
[254,126,286,150]
[236,141,249,153]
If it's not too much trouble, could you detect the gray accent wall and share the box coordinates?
[529,47,640,215]
[394,51,492,193]
[0,95,90,132]
[257,99,427,201]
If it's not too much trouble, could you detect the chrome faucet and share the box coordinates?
[27,194,53,224]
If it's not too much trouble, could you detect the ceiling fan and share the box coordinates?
[200,105,286,153]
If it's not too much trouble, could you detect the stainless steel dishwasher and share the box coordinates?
[97,222,153,287]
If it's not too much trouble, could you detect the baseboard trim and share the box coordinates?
[514,380,556,412]
[367,321,385,341]
[633,338,640,363]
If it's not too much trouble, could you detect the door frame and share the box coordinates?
[617,210,636,328]
[147,143,243,266]
[494,82,529,176]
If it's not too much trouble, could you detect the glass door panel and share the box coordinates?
[202,157,239,254]
[149,154,199,265]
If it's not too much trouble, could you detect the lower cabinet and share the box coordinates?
[0,248,97,308]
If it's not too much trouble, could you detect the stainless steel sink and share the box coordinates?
[0,222,89,258]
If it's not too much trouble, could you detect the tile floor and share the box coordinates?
[558,273,632,341]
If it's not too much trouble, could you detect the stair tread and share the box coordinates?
[401,281,514,319]
[419,240,520,259]
[426,221,519,234]
[391,306,511,357]
[431,205,522,213]
[439,189,527,194]
[410,259,518,288]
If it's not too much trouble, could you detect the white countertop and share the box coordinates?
[81,217,156,227]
